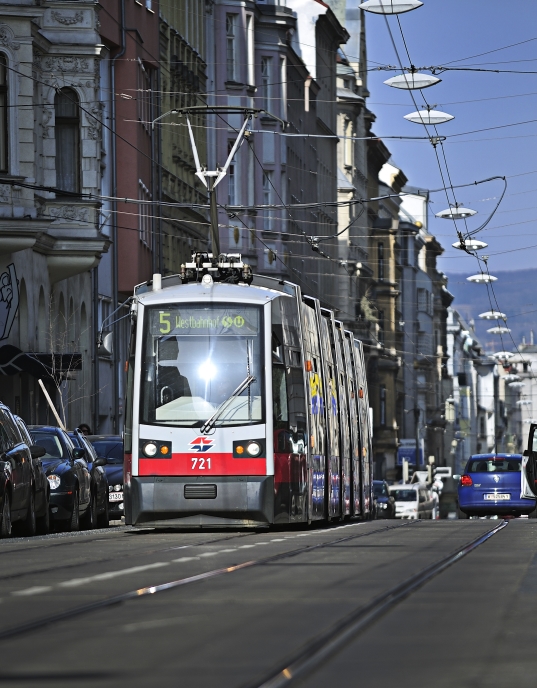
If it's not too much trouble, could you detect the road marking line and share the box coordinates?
[59,562,169,588]
[216,548,237,553]
[270,539,285,542]
[238,544,256,548]
[172,557,200,563]
[12,586,53,596]
[199,552,219,557]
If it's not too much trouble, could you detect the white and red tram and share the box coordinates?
[123,254,373,527]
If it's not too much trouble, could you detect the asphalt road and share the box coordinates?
[0,519,535,687]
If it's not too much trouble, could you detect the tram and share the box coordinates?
[123,252,373,527]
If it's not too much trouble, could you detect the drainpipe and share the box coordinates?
[110,0,126,433]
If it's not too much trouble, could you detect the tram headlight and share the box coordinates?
[246,441,261,457]
[143,442,158,457]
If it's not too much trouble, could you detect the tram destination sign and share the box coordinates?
[150,306,259,337]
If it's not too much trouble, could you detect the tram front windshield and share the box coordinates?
[140,304,264,427]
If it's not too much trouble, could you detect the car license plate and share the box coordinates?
[109,492,123,502]
[484,493,510,501]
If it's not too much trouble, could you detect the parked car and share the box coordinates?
[29,425,104,531]
[68,429,109,528]
[0,405,50,538]
[14,415,50,534]
[373,480,396,519]
[458,453,536,518]
[87,435,124,520]
[389,484,434,519]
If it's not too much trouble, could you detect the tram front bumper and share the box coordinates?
[125,475,274,528]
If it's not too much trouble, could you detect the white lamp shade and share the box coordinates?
[467,273,497,284]
[452,239,487,251]
[492,351,514,360]
[517,400,532,406]
[436,207,477,220]
[384,73,441,90]
[503,374,521,382]
[359,0,423,14]
[479,310,506,320]
[404,110,454,125]
[487,326,511,334]
[508,381,526,389]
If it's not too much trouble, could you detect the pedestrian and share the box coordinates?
[78,423,92,436]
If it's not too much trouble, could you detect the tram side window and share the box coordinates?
[273,365,289,428]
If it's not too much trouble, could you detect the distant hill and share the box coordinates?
[444,269,537,353]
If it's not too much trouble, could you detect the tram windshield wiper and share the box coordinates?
[200,374,257,434]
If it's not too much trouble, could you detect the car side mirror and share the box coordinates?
[30,445,46,459]
[72,447,86,460]
[523,449,529,456]
[93,457,107,467]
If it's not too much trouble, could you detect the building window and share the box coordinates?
[378,242,384,281]
[261,57,272,111]
[262,171,273,231]
[380,385,386,426]
[137,60,152,132]
[55,88,80,193]
[246,15,254,86]
[280,56,286,120]
[226,15,236,82]
[138,180,151,246]
[0,55,7,173]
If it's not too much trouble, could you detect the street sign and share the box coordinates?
[397,439,424,466]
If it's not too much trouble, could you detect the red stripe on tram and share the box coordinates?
[138,453,266,476]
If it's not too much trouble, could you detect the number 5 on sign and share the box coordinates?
[191,458,212,470]
[159,312,171,334]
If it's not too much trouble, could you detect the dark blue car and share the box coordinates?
[87,435,124,520]
[458,453,537,518]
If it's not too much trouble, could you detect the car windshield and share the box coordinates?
[91,441,123,464]
[467,458,521,473]
[373,483,388,497]
[31,432,64,459]
[140,304,264,427]
[391,489,417,502]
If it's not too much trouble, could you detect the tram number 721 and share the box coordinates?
[191,457,212,470]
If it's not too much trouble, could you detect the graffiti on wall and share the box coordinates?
[0,263,18,341]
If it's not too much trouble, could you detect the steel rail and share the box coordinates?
[250,519,509,688]
[0,521,416,641]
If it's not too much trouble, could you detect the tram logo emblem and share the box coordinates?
[493,475,500,483]
[189,437,214,452]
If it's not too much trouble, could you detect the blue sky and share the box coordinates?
[363,0,537,276]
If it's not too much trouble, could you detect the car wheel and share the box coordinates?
[97,494,109,528]
[21,490,36,537]
[81,491,97,530]
[64,491,80,532]
[0,493,11,538]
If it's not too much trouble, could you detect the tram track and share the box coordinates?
[249,519,509,688]
[0,519,417,641]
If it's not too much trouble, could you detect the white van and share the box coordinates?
[389,484,433,519]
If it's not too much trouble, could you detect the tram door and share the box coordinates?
[300,298,327,520]
[344,331,362,516]
[334,322,351,516]
[319,312,341,519]
[522,424,537,498]
[355,339,373,516]
[271,295,308,523]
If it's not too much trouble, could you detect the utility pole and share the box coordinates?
[414,406,421,472]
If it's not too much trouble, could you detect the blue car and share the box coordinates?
[87,435,124,520]
[458,453,537,517]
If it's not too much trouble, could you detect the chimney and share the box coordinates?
[531,330,534,346]
[522,335,526,345]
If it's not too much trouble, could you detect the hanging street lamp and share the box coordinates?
[452,239,487,251]
[467,273,497,284]
[404,109,454,125]
[492,351,514,360]
[437,204,477,220]
[508,381,526,389]
[359,0,423,14]
[384,73,441,90]
[503,374,521,382]
[479,310,506,320]
[487,326,511,334]
[517,400,532,406]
